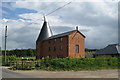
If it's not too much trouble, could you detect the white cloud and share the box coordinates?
[1,18,40,49]
[19,13,74,27]
[1,1,118,49]
[85,25,118,48]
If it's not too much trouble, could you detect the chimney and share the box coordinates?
[76,26,78,30]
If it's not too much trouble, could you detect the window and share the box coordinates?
[54,46,56,51]
[49,55,51,58]
[60,38,62,42]
[49,40,50,44]
[60,46,63,51]
[75,45,79,53]
[48,47,51,51]
[54,39,56,43]
[112,55,114,57]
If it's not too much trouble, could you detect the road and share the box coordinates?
[1,67,119,78]
[2,67,36,78]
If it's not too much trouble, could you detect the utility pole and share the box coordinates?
[5,25,7,65]
[0,46,2,56]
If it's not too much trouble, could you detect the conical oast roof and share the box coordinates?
[37,16,53,42]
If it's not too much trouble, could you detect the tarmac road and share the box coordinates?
[1,66,119,78]
[2,67,37,78]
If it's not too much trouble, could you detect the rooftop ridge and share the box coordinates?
[50,30,76,38]
[108,44,119,46]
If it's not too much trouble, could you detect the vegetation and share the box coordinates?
[2,48,119,71]
[2,55,36,66]
[85,51,95,58]
[16,57,36,60]
[40,57,119,71]
[85,48,100,52]
[1,48,98,58]
[3,56,119,71]
[0,56,2,66]
[2,48,36,57]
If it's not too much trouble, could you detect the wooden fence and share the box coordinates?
[9,60,38,70]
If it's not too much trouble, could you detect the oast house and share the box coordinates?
[36,17,85,59]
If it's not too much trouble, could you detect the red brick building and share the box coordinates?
[36,17,85,59]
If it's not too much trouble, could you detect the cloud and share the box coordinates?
[85,25,118,49]
[1,1,118,50]
[1,19,40,49]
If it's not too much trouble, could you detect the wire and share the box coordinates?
[46,2,71,16]
[32,2,72,22]
[6,2,72,39]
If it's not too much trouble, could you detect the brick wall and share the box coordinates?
[36,36,68,59]
[36,30,85,59]
[36,42,41,59]
[68,30,85,58]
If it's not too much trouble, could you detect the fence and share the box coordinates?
[9,59,37,70]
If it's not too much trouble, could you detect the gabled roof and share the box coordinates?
[48,30,76,40]
[45,30,85,40]
[94,44,120,55]
[37,17,53,42]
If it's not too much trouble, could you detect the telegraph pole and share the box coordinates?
[5,25,7,65]
[0,46,2,56]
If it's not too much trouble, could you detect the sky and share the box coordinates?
[0,0,119,50]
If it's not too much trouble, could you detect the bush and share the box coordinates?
[7,56,119,71]
[38,57,119,71]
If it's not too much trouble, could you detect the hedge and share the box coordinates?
[2,55,120,71]
[32,57,119,71]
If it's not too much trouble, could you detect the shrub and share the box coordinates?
[6,56,120,70]
[41,57,119,71]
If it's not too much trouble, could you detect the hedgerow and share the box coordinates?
[38,57,119,71]
[2,55,120,71]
